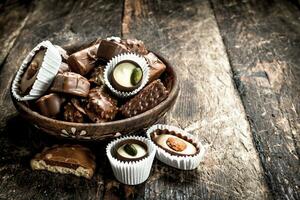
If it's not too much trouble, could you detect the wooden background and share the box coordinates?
[0,0,299,199]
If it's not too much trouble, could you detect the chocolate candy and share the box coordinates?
[97,40,128,61]
[120,79,168,118]
[150,129,199,156]
[54,45,69,62]
[144,52,166,82]
[58,62,70,74]
[30,144,96,179]
[51,72,90,97]
[20,49,46,95]
[67,44,99,75]
[89,66,105,86]
[63,99,87,123]
[85,87,118,123]
[110,60,143,92]
[35,93,65,118]
[114,139,148,161]
[121,39,148,55]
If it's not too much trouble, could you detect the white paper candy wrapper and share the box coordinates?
[104,53,149,98]
[12,40,62,101]
[106,136,156,185]
[146,124,206,170]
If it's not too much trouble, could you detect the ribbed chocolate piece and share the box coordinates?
[50,72,90,97]
[144,52,166,82]
[67,44,99,75]
[120,79,169,118]
[85,87,118,123]
[121,39,148,55]
[30,144,96,179]
[97,40,128,61]
[35,93,65,118]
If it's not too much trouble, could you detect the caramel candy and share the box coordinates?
[67,44,99,75]
[35,93,65,118]
[63,99,87,123]
[144,52,166,82]
[30,144,96,179]
[121,39,148,55]
[97,40,128,61]
[85,87,118,123]
[20,49,46,95]
[120,80,168,118]
[51,72,90,97]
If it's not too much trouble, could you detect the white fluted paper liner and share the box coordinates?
[106,136,156,185]
[146,124,206,170]
[12,40,62,101]
[104,53,149,98]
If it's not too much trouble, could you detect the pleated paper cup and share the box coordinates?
[106,136,156,185]
[104,53,149,98]
[146,124,206,170]
[12,40,62,101]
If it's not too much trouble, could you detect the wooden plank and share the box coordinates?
[119,0,271,199]
[0,0,123,199]
[211,0,300,199]
[0,0,32,68]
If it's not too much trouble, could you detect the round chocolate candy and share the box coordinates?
[110,60,143,92]
[115,139,148,161]
[151,129,198,156]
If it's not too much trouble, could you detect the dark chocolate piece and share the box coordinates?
[114,139,148,162]
[30,144,96,179]
[110,60,143,92]
[121,39,148,55]
[67,44,99,75]
[144,52,166,82]
[85,86,118,123]
[120,79,168,118]
[97,40,128,61]
[63,100,86,123]
[35,93,65,118]
[50,72,90,97]
[89,65,105,86]
[20,49,46,95]
[54,45,69,62]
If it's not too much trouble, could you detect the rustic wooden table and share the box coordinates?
[0,0,299,199]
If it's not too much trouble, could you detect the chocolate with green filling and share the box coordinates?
[114,139,148,161]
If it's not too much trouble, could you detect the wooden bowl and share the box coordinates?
[11,41,179,141]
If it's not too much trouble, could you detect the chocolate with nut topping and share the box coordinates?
[67,43,99,75]
[114,139,148,161]
[120,79,168,118]
[151,129,199,156]
[63,99,87,123]
[121,39,148,55]
[144,52,166,82]
[85,86,118,123]
[20,48,46,95]
[89,65,105,86]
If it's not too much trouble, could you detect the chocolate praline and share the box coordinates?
[114,139,148,162]
[151,129,199,156]
[110,60,143,92]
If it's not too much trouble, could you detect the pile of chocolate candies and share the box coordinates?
[24,37,169,123]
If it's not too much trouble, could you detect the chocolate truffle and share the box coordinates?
[115,139,148,161]
[144,52,166,82]
[97,40,128,61]
[50,72,90,97]
[151,129,198,156]
[35,93,65,118]
[67,43,99,75]
[20,49,46,95]
[110,60,143,92]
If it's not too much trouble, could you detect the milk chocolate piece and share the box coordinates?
[114,139,148,162]
[67,44,99,75]
[30,144,96,179]
[54,45,69,62]
[58,62,70,74]
[89,66,105,86]
[63,99,86,123]
[150,129,199,156]
[121,39,148,55]
[144,52,166,82]
[20,49,46,95]
[85,87,118,123]
[51,72,90,97]
[35,93,65,118]
[120,80,168,118]
[97,40,128,61]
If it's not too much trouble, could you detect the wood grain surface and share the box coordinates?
[0,0,299,199]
